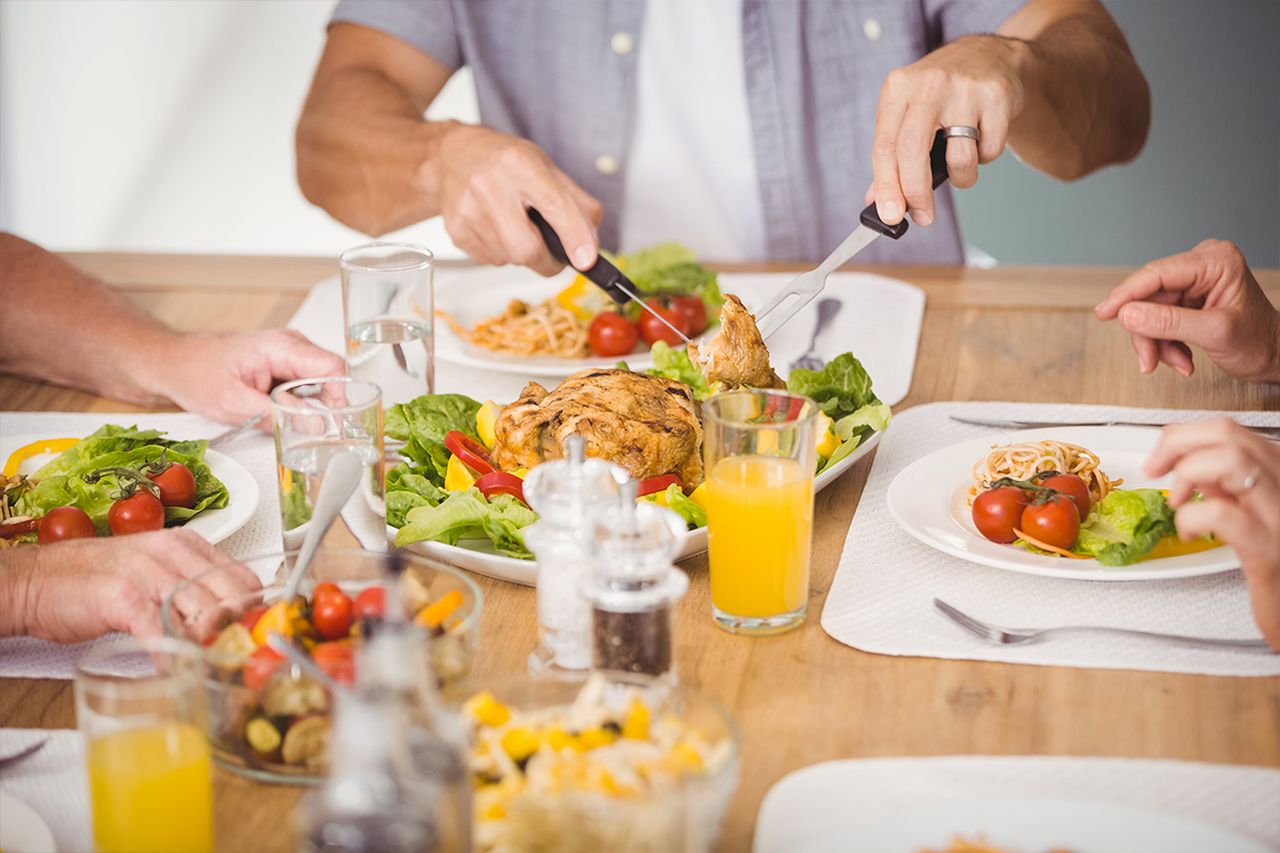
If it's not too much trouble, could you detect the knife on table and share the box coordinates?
[754,129,951,340]
[526,207,692,346]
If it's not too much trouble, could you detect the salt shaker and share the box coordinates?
[581,483,689,680]
[523,435,627,673]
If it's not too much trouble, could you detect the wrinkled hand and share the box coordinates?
[1145,418,1280,650]
[867,35,1028,227]
[1094,240,1280,381]
[429,124,602,275]
[138,329,346,428]
[3,529,261,643]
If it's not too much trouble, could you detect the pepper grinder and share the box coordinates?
[581,482,688,681]
[523,435,627,674]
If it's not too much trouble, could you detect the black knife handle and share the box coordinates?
[858,128,950,240]
[526,207,629,305]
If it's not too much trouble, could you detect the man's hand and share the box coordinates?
[134,329,347,428]
[1094,240,1280,382]
[1,529,261,643]
[869,35,1028,227]
[1144,418,1280,650]
[425,123,602,275]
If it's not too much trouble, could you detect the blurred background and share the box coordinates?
[1,0,1276,266]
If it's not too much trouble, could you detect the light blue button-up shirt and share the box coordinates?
[332,0,1025,264]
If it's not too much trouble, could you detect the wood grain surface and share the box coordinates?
[1,254,1277,853]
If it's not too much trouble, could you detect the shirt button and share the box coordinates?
[610,32,634,55]
[863,18,882,41]
[595,154,619,176]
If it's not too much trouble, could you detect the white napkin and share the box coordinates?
[754,755,1280,853]
[0,412,281,680]
[0,729,90,853]
[820,402,1280,677]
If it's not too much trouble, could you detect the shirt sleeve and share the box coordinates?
[329,0,463,71]
[922,0,1028,47]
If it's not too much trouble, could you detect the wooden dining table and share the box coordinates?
[1,253,1277,853]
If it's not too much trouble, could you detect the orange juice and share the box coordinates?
[706,455,812,620]
[88,723,213,853]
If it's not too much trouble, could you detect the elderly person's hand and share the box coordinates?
[1144,418,1280,650]
[1094,240,1280,382]
[0,529,261,643]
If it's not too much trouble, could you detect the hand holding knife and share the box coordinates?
[526,207,693,346]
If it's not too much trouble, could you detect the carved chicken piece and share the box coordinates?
[687,294,784,389]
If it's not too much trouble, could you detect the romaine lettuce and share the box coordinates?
[786,353,878,420]
[1074,488,1175,566]
[394,488,537,559]
[646,341,712,399]
[658,483,706,529]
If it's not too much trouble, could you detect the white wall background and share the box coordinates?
[0,0,476,258]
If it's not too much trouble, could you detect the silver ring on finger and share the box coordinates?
[1240,465,1261,491]
[944,125,981,143]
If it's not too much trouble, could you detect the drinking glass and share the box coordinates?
[702,389,818,635]
[340,241,434,408]
[271,376,384,548]
[75,637,213,853]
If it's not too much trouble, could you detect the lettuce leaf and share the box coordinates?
[620,243,723,317]
[385,394,482,487]
[660,483,706,529]
[646,341,712,399]
[786,353,877,420]
[394,488,537,559]
[1074,489,1175,566]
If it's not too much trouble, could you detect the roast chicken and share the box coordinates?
[687,294,784,389]
[491,368,704,486]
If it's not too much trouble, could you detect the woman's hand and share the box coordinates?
[1144,418,1280,650]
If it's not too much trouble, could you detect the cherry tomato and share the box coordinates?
[312,581,342,603]
[312,642,356,685]
[444,430,496,476]
[147,462,196,508]
[353,587,386,621]
[107,490,165,536]
[243,646,285,691]
[637,300,690,346]
[37,506,96,543]
[312,590,354,640]
[1019,495,1081,551]
[238,605,269,632]
[475,471,526,504]
[1039,473,1091,521]
[668,295,709,337]
[587,312,640,357]
[761,395,805,422]
[637,474,682,497]
[972,486,1032,544]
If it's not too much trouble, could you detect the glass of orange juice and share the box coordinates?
[75,637,213,853]
[703,389,818,636]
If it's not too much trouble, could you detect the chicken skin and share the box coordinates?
[687,294,784,389]
[491,369,704,486]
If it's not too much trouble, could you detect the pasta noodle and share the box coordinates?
[439,299,590,358]
[968,439,1121,506]
[919,840,1073,853]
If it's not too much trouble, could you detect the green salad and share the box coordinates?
[386,352,891,560]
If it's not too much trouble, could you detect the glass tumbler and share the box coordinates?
[75,637,213,853]
[340,242,434,408]
[270,376,384,549]
[702,389,818,636]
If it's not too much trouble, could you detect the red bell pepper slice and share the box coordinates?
[475,471,526,505]
[636,474,682,497]
[444,430,496,476]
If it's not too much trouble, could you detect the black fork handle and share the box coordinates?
[858,129,951,240]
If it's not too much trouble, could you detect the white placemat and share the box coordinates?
[754,756,1280,853]
[820,402,1280,677]
[0,729,90,853]
[287,268,925,406]
[0,412,281,680]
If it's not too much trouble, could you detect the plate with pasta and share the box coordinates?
[886,426,1241,580]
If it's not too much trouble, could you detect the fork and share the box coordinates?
[788,298,842,373]
[934,599,1274,652]
[208,411,267,448]
[0,737,49,771]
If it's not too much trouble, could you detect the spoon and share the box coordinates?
[280,448,366,603]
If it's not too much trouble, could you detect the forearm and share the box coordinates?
[1000,1,1150,179]
[0,234,179,403]
[296,67,455,236]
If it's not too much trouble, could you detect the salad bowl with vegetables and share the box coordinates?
[162,548,481,784]
[0,424,256,547]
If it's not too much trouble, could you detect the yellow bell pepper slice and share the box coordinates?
[3,437,79,478]
[688,483,708,510]
[444,454,477,492]
[815,413,839,459]
[475,400,503,449]
[415,589,464,630]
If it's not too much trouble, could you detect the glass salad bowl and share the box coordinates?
[162,548,482,785]
[444,671,741,853]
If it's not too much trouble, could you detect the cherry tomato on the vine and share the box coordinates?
[148,462,197,508]
[587,312,640,357]
[637,300,690,346]
[1039,473,1091,521]
[37,506,96,543]
[108,490,165,536]
[1019,495,1081,550]
[972,486,1031,544]
[668,295,709,337]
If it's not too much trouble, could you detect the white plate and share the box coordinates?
[796,797,1267,853]
[395,429,884,586]
[4,434,259,547]
[886,425,1240,581]
[0,790,57,853]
